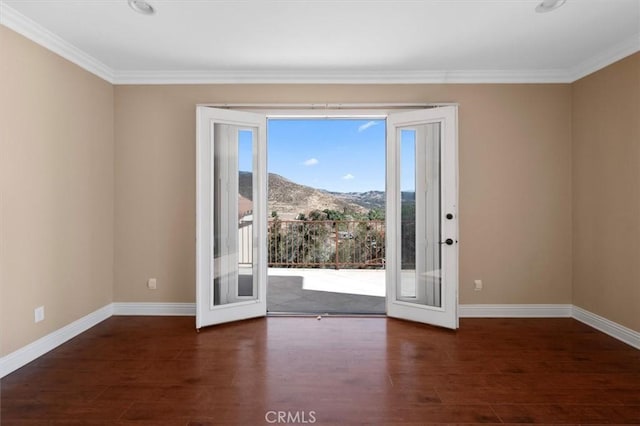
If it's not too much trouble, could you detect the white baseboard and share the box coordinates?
[0,304,113,378]
[459,304,573,318]
[2,302,636,379]
[572,305,640,350]
[112,302,196,316]
[110,302,572,318]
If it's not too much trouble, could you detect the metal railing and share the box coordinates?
[267,220,385,269]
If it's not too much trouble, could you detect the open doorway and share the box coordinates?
[196,105,458,329]
[264,118,387,314]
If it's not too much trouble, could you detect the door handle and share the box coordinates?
[440,238,455,245]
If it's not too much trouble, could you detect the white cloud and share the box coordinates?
[358,121,379,132]
[302,158,319,166]
[342,173,355,180]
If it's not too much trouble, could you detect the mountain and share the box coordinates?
[328,190,385,210]
[239,172,415,218]
[239,172,367,218]
[330,190,415,211]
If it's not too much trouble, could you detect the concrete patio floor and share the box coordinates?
[267,268,386,314]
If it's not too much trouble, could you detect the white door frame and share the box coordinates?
[196,104,458,329]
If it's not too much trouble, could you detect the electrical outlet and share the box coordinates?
[34,306,45,323]
[474,280,483,291]
[147,278,157,290]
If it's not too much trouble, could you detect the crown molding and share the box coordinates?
[0,2,114,83]
[569,33,640,82]
[1,1,637,85]
[112,68,572,85]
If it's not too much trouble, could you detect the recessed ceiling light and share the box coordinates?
[128,0,155,15]
[536,0,566,13]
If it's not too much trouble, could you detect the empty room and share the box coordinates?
[1,0,639,424]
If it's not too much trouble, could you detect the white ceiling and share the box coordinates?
[1,0,639,84]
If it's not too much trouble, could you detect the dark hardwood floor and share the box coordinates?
[1,316,639,425]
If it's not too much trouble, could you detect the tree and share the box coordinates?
[308,209,326,221]
[322,209,346,221]
[368,209,385,220]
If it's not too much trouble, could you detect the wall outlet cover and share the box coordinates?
[147,278,157,290]
[34,306,45,323]
[474,280,483,291]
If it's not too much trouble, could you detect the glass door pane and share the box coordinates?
[213,124,258,306]
[399,130,417,299]
[398,124,441,307]
[237,130,255,297]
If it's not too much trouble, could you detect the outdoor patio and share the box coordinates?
[258,219,423,314]
[267,268,386,314]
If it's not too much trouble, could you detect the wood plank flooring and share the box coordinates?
[1,317,639,425]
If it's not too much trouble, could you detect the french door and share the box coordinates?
[196,107,268,329]
[196,105,457,330]
[386,106,458,329]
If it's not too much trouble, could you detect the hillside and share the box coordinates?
[329,190,385,210]
[330,190,415,211]
[239,172,367,219]
[239,172,415,219]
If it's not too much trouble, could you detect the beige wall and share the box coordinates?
[114,84,573,305]
[0,27,114,356]
[13,24,640,358]
[572,53,640,332]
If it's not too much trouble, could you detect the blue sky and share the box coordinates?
[239,119,417,193]
[266,118,386,193]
